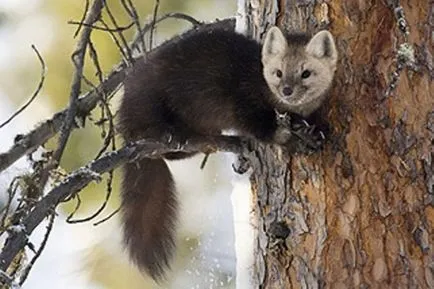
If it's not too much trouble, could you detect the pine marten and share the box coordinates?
[117,22,338,280]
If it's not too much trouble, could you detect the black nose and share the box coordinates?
[282,86,293,96]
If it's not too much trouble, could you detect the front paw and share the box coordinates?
[290,120,326,153]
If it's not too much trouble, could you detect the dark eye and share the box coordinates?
[276,69,282,78]
[301,70,311,79]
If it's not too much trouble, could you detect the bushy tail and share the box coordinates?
[120,157,177,280]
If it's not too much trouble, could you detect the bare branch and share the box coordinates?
[0,45,46,129]
[0,135,246,275]
[53,0,104,164]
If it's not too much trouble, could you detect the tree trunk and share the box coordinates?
[240,0,433,288]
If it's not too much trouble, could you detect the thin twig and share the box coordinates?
[148,0,160,51]
[87,39,117,162]
[94,100,116,159]
[121,0,145,53]
[200,153,210,170]
[73,0,90,37]
[99,18,130,63]
[88,40,104,84]
[93,205,120,226]
[18,211,55,285]
[74,52,116,161]
[130,12,203,52]
[66,170,113,224]
[103,1,133,63]
[159,12,201,26]
[68,20,135,32]
[65,193,82,223]
[0,45,46,129]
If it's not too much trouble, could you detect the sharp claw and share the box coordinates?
[319,131,325,140]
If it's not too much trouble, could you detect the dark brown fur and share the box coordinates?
[117,22,326,280]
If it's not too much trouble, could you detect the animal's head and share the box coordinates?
[262,26,338,116]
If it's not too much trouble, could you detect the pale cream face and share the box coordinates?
[262,27,338,116]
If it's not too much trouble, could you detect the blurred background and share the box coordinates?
[0,1,255,288]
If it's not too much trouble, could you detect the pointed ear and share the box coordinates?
[262,27,288,61]
[306,30,338,66]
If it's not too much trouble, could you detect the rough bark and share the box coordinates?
[243,0,433,288]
